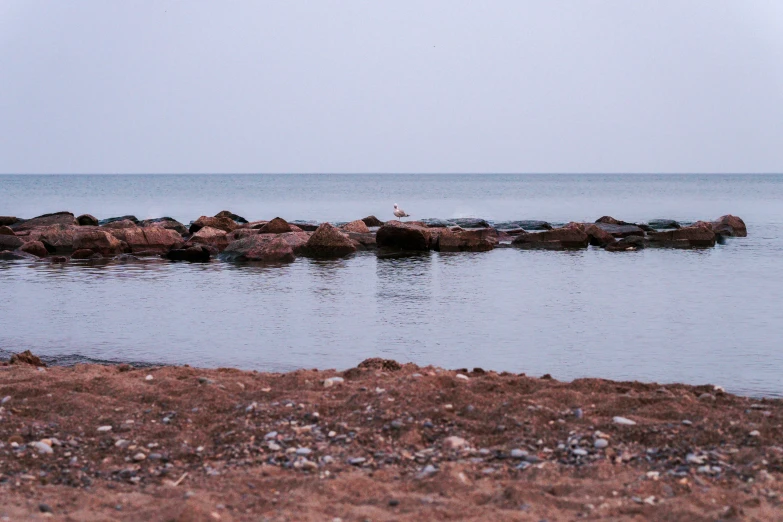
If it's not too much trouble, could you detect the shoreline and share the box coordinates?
[1,355,781,520]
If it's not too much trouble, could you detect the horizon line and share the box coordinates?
[1,172,782,176]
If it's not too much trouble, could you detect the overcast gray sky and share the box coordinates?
[1,1,782,174]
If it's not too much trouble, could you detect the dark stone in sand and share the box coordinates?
[76,214,99,226]
[0,216,20,227]
[361,215,384,227]
[376,221,431,252]
[647,219,681,230]
[98,215,139,226]
[512,225,589,250]
[0,235,23,250]
[594,223,646,238]
[189,216,239,234]
[300,223,356,258]
[451,218,491,229]
[165,245,212,262]
[20,241,49,258]
[214,210,249,224]
[12,212,76,231]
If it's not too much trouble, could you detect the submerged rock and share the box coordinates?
[493,220,553,231]
[0,250,37,260]
[19,241,49,258]
[165,245,212,262]
[512,225,589,250]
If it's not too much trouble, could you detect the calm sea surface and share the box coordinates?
[1,174,782,397]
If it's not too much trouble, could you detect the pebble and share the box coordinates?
[1,396,10,404]
[686,453,706,465]
[750,430,761,437]
[572,448,588,457]
[390,420,403,429]
[516,461,531,471]
[594,439,609,449]
[148,453,163,460]
[264,431,278,440]
[133,452,146,462]
[33,441,53,455]
[268,443,281,451]
[296,447,312,456]
[455,374,469,381]
[510,449,528,459]
[443,436,468,450]
[348,457,366,466]
[573,408,583,419]
[388,499,400,507]
[97,426,113,432]
[115,439,130,448]
[38,504,53,514]
[145,375,153,381]
[323,377,344,387]
[682,420,693,426]
[418,464,437,477]
[613,416,636,426]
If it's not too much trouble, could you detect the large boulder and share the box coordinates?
[512,225,589,250]
[139,217,188,236]
[289,220,320,231]
[220,235,295,262]
[0,234,24,250]
[341,220,370,234]
[189,216,238,234]
[584,224,616,247]
[647,219,681,230]
[647,224,716,248]
[188,226,229,251]
[493,220,553,231]
[361,215,384,227]
[594,222,645,238]
[31,225,76,254]
[420,218,457,228]
[346,232,377,251]
[710,215,747,237]
[435,228,497,252]
[214,210,248,224]
[101,219,138,229]
[451,218,491,229]
[106,226,184,254]
[0,226,14,236]
[19,241,48,258]
[165,245,212,262]
[376,221,431,252]
[98,215,139,226]
[76,214,99,226]
[300,223,356,258]
[73,228,125,256]
[11,212,76,231]
[595,216,633,226]
[258,217,292,234]
[0,216,19,227]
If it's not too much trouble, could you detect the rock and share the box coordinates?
[584,224,615,247]
[594,439,609,449]
[750,430,760,437]
[71,249,101,259]
[289,220,320,231]
[647,223,716,248]
[101,219,139,229]
[300,223,356,258]
[0,234,23,250]
[435,228,497,252]
[39,504,53,514]
[594,223,646,238]
[33,441,53,455]
[349,457,366,466]
[188,226,229,251]
[0,225,14,235]
[495,220,553,231]
[139,217,189,236]
[9,350,46,367]
[107,226,184,254]
[189,216,238,234]
[572,448,588,456]
[443,436,468,450]
[361,215,384,227]
[512,225,589,250]
[0,216,20,226]
[324,376,344,387]
[595,216,633,226]
[99,215,139,226]
[450,218,490,229]
[73,228,125,256]
[133,452,146,461]
[346,232,377,250]
[417,464,438,478]
[0,250,37,260]
[31,225,76,254]
[257,217,293,234]
[605,235,646,252]
[420,218,457,228]
[647,219,681,230]
[455,373,469,381]
[376,221,431,252]
[296,448,312,456]
[221,233,307,262]
[76,214,99,226]
[97,425,113,432]
[165,245,212,262]
[19,241,48,258]
[510,449,528,459]
[11,212,76,231]
[341,220,370,234]
[214,210,248,224]
[711,215,747,237]
[613,416,636,426]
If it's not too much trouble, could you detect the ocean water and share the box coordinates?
[1,174,782,397]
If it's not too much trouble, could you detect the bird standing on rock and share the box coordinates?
[393,203,410,221]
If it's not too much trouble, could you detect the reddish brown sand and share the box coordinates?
[0,357,781,521]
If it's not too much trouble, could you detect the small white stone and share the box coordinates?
[594,439,609,449]
[443,436,468,450]
[612,416,636,426]
[133,452,146,461]
[33,441,53,455]
[145,375,153,381]
[323,377,344,387]
[455,374,469,381]
[750,430,761,437]
[97,426,112,432]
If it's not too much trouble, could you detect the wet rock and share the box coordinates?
[221,236,295,262]
[0,216,20,227]
[0,250,37,260]
[494,220,553,231]
[647,223,716,248]
[11,212,76,231]
[165,245,212,262]
[73,228,125,256]
[451,218,491,229]
[613,416,636,426]
[300,223,356,258]
[710,215,747,237]
[361,215,384,227]
[376,221,431,252]
[9,350,46,367]
[594,223,646,238]
[435,228,497,252]
[189,216,239,234]
[605,236,646,252]
[76,214,99,226]
[584,224,616,247]
[346,232,377,250]
[647,219,681,230]
[71,248,101,259]
[0,225,15,235]
[420,218,457,228]
[595,216,633,226]
[341,220,370,234]
[0,234,23,250]
[21,240,52,259]
[512,225,589,250]
[101,219,139,229]
[289,220,320,231]
[99,215,139,226]
[188,226,229,251]
[139,217,189,236]
[214,210,248,224]
[258,217,293,234]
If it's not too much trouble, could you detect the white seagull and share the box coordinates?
[393,203,410,221]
